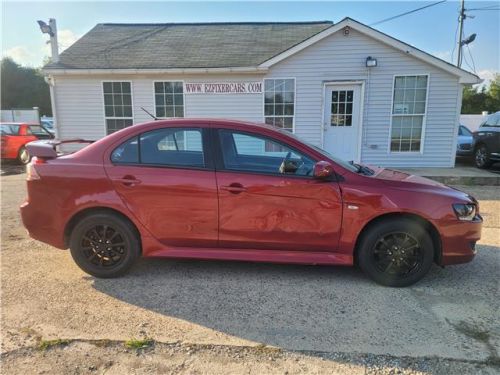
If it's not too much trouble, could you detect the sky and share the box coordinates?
[1,0,499,85]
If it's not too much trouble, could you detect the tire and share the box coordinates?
[17,146,31,165]
[69,212,140,278]
[357,218,434,287]
[474,145,492,169]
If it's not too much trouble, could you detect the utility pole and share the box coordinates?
[457,0,465,67]
[48,19,59,63]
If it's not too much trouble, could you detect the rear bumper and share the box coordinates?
[20,200,66,249]
[438,216,482,266]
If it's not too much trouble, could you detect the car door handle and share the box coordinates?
[112,175,141,186]
[220,183,246,194]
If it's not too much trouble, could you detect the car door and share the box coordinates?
[104,127,218,248]
[214,128,342,252]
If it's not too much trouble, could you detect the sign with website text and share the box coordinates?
[184,82,263,94]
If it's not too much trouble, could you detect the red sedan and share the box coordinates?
[20,119,482,286]
[1,123,54,164]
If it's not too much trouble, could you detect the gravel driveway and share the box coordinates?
[1,171,499,374]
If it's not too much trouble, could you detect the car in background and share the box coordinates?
[20,119,482,287]
[472,111,500,168]
[1,123,54,164]
[40,117,55,134]
[456,124,473,157]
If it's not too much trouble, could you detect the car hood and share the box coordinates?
[366,166,472,202]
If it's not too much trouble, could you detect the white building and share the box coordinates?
[44,18,479,167]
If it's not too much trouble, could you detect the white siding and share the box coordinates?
[52,29,463,167]
[54,74,264,141]
[267,29,462,167]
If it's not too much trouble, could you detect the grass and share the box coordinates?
[124,338,154,350]
[38,339,70,351]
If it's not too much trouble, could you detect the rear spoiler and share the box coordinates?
[25,139,95,159]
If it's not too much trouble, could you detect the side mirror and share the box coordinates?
[313,161,335,180]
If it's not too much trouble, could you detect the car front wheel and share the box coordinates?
[474,145,492,169]
[69,212,140,278]
[358,218,434,287]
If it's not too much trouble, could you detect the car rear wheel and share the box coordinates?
[357,218,434,287]
[17,146,31,165]
[69,213,140,278]
[474,145,492,169]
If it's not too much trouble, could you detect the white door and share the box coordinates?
[323,84,362,162]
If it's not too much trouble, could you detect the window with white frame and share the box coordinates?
[390,75,428,152]
[264,78,295,132]
[154,82,184,118]
[103,82,133,134]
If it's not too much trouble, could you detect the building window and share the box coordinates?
[390,75,428,152]
[103,82,133,134]
[154,82,184,118]
[264,78,295,132]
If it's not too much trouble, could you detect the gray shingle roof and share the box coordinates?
[46,21,333,70]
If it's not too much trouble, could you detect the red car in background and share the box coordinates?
[1,123,54,164]
[20,119,482,287]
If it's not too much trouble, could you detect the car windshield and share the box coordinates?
[41,120,53,129]
[28,125,52,136]
[480,113,500,128]
[0,124,20,135]
[276,129,359,173]
[459,126,472,136]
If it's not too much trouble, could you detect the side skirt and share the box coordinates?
[144,247,353,266]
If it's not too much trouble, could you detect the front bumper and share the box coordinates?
[438,215,482,265]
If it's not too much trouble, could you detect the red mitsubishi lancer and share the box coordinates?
[20,119,482,287]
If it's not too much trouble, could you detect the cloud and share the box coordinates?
[58,29,79,51]
[476,69,498,89]
[42,29,79,56]
[2,46,35,66]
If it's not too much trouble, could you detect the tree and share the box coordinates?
[1,57,52,116]
[461,74,500,114]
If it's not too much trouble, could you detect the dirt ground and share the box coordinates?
[1,170,499,374]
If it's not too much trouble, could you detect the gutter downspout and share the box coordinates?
[45,75,60,139]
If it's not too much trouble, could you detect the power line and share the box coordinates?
[370,0,447,26]
[466,44,476,73]
[466,5,500,11]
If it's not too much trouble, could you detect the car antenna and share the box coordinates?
[141,107,158,120]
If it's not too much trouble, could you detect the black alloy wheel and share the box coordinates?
[69,212,140,278]
[372,232,423,276]
[358,218,434,287]
[80,224,127,268]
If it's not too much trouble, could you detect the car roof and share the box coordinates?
[120,118,288,135]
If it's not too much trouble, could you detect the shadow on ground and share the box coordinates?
[90,241,499,365]
[456,157,500,174]
[1,162,25,176]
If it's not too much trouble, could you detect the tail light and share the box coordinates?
[26,158,43,181]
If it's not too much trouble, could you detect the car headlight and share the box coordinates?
[452,203,477,221]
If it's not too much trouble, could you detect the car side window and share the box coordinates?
[111,136,139,163]
[140,128,204,167]
[218,130,315,176]
[111,128,205,168]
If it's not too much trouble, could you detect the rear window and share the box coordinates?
[0,124,20,135]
